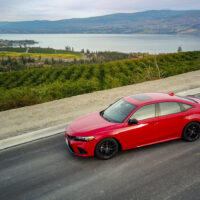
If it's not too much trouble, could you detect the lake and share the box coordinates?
[0,34,200,53]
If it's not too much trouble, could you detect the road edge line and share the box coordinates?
[0,122,70,151]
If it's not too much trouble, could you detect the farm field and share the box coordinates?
[0,47,146,72]
[0,51,200,111]
[0,51,81,59]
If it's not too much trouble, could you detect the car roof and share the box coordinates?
[124,92,189,106]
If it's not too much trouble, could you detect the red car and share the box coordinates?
[65,93,200,159]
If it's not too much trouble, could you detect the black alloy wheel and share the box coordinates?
[95,138,118,160]
[182,122,200,142]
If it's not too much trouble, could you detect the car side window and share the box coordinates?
[159,102,181,116]
[181,103,193,111]
[130,104,156,121]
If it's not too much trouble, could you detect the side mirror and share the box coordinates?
[128,118,138,125]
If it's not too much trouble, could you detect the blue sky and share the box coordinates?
[0,0,200,21]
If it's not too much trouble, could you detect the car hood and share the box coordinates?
[67,112,120,137]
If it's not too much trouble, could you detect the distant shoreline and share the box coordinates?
[0,39,38,47]
[0,34,200,53]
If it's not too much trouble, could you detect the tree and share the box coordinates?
[65,46,71,51]
[154,56,161,79]
[51,58,55,64]
[44,59,49,64]
[177,46,182,53]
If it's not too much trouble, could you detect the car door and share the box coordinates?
[156,101,184,141]
[121,103,159,149]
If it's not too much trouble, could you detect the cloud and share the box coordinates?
[0,0,200,21]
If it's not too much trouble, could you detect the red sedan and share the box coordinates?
[65,93,200,159]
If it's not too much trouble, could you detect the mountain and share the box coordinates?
[0,10,200,34]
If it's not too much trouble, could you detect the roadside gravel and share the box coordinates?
[1,70,200,140]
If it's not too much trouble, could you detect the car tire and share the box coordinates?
[182,122,200,142]
[95,138,119,160]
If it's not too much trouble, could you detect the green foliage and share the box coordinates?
[0,47,82,56]
[0,51,200,111]
[0,49,148,72]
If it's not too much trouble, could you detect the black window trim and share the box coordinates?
[126,100,195,122]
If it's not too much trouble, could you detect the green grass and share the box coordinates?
[0,51,200,111]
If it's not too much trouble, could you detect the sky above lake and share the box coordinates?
[1,0,200,21]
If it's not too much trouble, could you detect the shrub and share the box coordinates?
[0,51,200,111]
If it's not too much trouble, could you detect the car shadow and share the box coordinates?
[63,138,189,162]
[118,139,183,156]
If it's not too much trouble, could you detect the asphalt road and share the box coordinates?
[0,133,200,200]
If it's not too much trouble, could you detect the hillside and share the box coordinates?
[0,10,200,34]
[0,51,200,111]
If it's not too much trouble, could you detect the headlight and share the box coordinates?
[74,136,95,141]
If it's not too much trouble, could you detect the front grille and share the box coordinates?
[77,147,88,155]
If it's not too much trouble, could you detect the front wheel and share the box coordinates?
[95,138,118,160]
[182,122,200,142]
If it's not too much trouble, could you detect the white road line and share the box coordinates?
[0,122,70,150]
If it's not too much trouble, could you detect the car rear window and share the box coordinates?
[176,96,198,104]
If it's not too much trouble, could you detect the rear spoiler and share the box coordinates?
[186,95,200,103]
[187,95,200,100]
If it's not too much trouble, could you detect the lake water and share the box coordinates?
[0,34,200,53]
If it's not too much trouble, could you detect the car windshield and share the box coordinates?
[101,99,137,123]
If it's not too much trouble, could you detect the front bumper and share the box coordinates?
[65,136,95,157]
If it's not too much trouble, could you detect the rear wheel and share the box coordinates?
[95,138,118,160]
[182,122,200,142]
